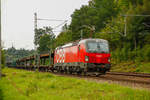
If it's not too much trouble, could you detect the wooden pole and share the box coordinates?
[0,0,2,79]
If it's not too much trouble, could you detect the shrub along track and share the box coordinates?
[11,66,150,90]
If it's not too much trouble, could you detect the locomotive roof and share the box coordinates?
[79,38,108,44]
[56,38,108,49]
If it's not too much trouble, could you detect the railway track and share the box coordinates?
[52,71,150,90]
[106,72,150,78]
[52,71,150,84]
[103,73,150,85]
[41,68,150,87]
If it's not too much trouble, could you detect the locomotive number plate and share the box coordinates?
[96,55,102,57]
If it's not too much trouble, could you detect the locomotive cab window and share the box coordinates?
[86,41,109,53]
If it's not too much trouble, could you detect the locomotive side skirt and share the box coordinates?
[54,62,111,72]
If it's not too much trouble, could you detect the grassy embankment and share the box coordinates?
[111,61,150,73]
[0,68,150,100]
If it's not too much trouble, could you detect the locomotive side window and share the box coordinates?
[86,41,109,53]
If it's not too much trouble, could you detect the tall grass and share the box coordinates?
[0,68,150,100]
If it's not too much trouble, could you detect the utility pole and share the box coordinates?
[34,13,37,33]
[122,14,150,37]
[33,14,68,69]
[34,12,37,69]
[124,16,127,37]
[122,14,150,56]
[80,30,83,39]
[0,0,1,78]
[81,25,95,38]
[90,26,95,38]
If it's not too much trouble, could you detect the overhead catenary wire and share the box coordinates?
[52,20,68,30]
[37,18,68,22]
[121,14,150,36]
[36,17,70,31]
[121,14,150,17]
[121,14,150,50]
[34,13,70,38]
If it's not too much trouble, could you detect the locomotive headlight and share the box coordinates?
[85,56,89,62]
[108,58,111,62]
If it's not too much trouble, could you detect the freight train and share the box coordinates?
[14,38,111,75]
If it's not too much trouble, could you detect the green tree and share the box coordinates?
[38,34,55,53]
[55,0,150,62]
[35,27,55,53]
[5,47,35,63]
[69,0,119,40]
[1,50,5,68]
[55,30,73,48]
[34,27,53,46]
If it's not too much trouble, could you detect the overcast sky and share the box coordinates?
[2,0,89,50]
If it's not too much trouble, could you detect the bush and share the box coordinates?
[111,44,150,63]
[143,45,150,62]
[111,47,132,63]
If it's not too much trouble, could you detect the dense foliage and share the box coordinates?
[34,0,150,63]
[5,47,34,63]
[55,0,150,63]
[34,27,55,53]
[1,50,5,68]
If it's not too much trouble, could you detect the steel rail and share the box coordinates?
[106,72,150,78]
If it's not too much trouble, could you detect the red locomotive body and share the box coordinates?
[54,38,111,74]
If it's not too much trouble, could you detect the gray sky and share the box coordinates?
[2,0,89,50]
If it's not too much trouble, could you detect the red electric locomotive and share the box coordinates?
[54,38,111,75]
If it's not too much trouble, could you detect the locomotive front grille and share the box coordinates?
[89,57,108,63]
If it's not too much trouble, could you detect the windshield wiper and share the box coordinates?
[100,51,108,53]
[89,49,97,53]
